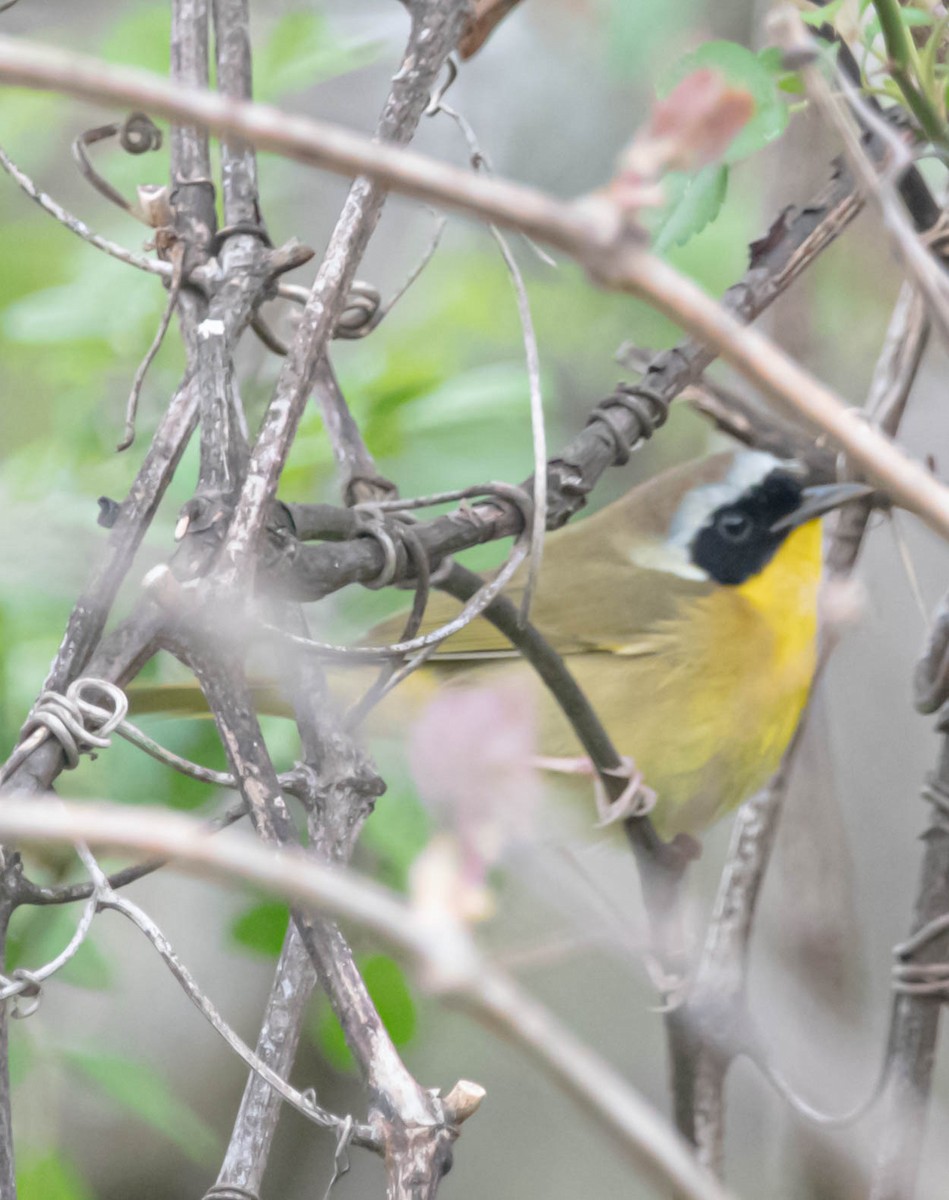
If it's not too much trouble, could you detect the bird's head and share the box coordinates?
[624,450,873,586]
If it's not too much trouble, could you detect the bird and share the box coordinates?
[130,450,870,842]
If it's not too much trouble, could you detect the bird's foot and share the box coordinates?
[532,754,657,827]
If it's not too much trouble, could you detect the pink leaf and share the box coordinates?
[408,681,541,883]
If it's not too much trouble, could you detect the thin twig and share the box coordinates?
[429,87,548,620]
[117,240,185,451]
[0,142,168,276]
[773,10,949,350]
[100,890,376,1145]
[182,640,455,1199]
[870,731,949,1200]
[211,564,385,1198]
[218,0,468,578]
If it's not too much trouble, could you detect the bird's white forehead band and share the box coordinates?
[666,451,783,551]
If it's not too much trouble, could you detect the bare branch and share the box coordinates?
[212,592,383,1196]
[0,898,15,1199]
[168,0,215,262]
[870,735,949,1200]
[38,381,199,698]
[0,797,733,1200]
[181,638,454,1199]
[871,597,949,1198]
[219,0,468,577]
[211,0,259,228]
[211,925,319,1194]
[1,40,948,537]
[773,9,949,348]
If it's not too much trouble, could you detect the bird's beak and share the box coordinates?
[770,480,876,533]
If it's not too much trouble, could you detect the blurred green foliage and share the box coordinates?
[60,1047,219,1164]
[17,1154,94,1200]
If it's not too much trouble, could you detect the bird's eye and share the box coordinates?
[716,510,753,542]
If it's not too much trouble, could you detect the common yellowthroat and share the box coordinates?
[132,451,868,840]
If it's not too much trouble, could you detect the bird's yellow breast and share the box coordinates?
[521,520,822,838]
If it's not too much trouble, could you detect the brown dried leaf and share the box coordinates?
[617,69,755,197]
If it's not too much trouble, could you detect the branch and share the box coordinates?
[307,1,462,506]
[871,596,949,1197]
[40,380,199,696]
[101,889,374,1146]
[218,0,468,578]
[774,11,949,350]
[211,598,384,1197]
[281,162,868,601]
[168,0,215,263]
[181,638,454,1199]
[211,0,259,228]
[0,797,733,1200]
[1,39,949,538]
[211,923,320,1194]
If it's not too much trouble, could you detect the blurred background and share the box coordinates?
[1,1,948,1197]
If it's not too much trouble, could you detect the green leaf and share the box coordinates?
[654,165,729,253]
[254,11,381,102]
[312,955,417,1071]
[918,13,949,105]
[231,900,289,957]
[62,1048,219,1165]
[17,1154,93,1200]
[660,41,788,161]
